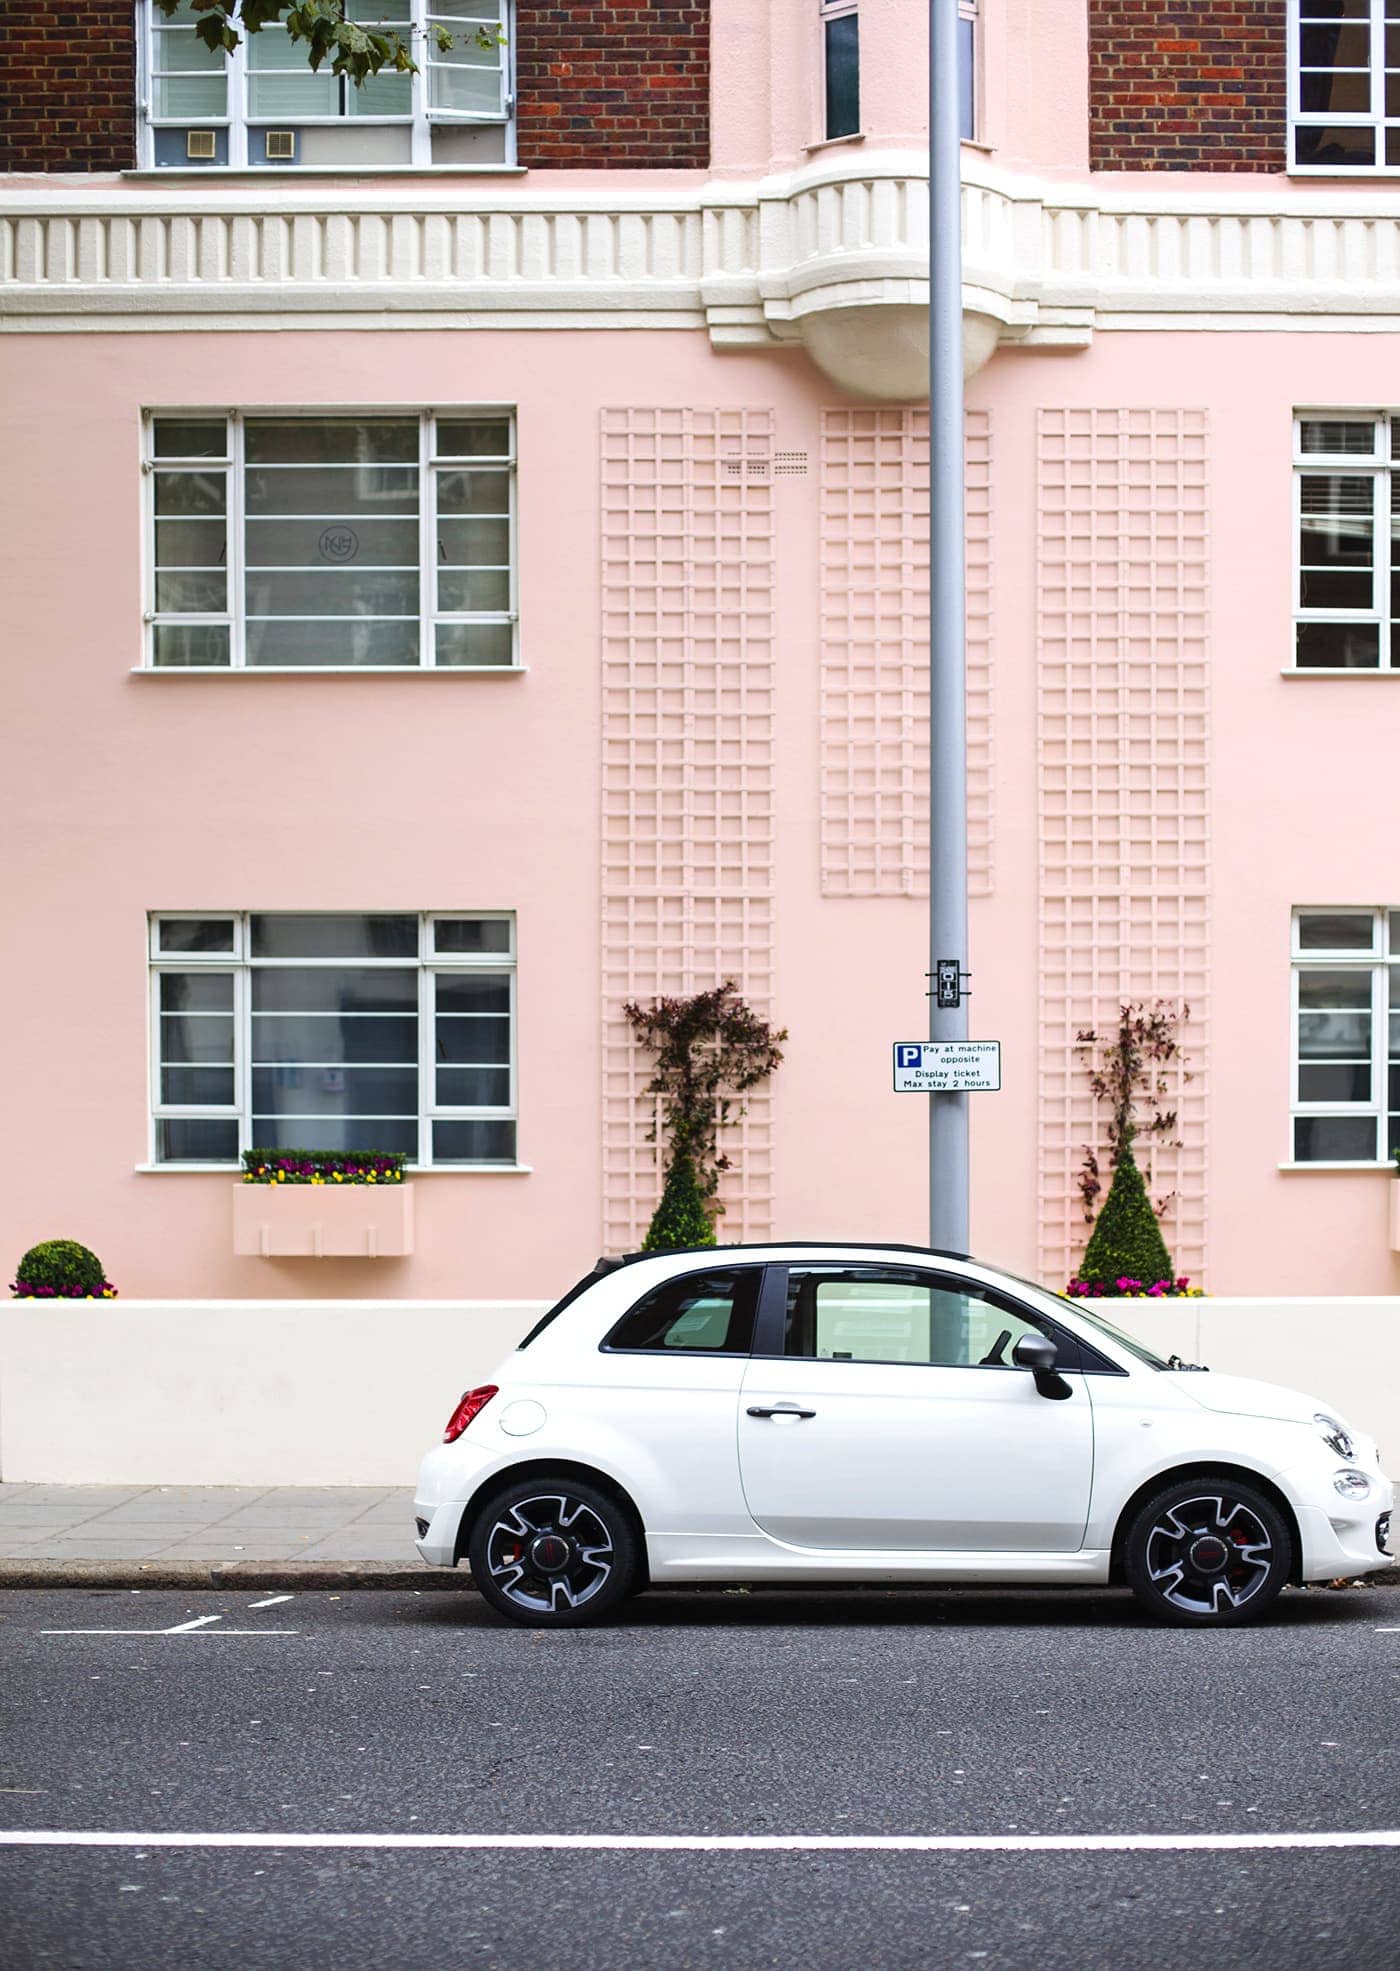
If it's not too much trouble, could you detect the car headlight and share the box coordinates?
[1316,1412,1356,1460]
[1334,1469,1372,1502]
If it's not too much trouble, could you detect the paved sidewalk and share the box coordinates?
[0,1482,462,1590]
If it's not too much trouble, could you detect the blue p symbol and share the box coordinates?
[897,1046,922,1069]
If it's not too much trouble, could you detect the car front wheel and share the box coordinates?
[466,1476,640,1628]
[1124,1477,1292,1627]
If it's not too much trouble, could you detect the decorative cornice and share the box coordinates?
[4,153,1400,381]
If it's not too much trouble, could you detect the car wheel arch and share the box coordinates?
[1108,1462,1302,1586]
[455,1457,651,1585]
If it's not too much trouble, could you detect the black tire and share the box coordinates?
[1124,1476,1293,1627]
[466,1475,640,1628]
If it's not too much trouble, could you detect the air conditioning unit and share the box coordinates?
[185,130,217,160]
[265,130,297,160]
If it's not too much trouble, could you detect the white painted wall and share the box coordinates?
[1,1297,1396,1487]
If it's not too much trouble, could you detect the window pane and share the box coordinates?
[251,915,418,959]
[606,1271,761,1353]
[436,569,511,613]
[434,622,513,667]
[156,518,228,568]
[434,1015,510,1064]
[436,419,512,459]
[252,1014,418,1063]
[162,1066,237,1106]
[437,516,510,566]
[1298,912,1377,950]
[432,1118,516,1161]
[1299,1062,1372,1101]
[1295,621,1380,667]
[157,569,228,612]
[252,966,417,1013]
[251,1066,418,1115]
[352,68,413,116]
[245,420,419,466]
[1301,68,1371,111]
[152,74,228,118]
[160,971,234,1013]
[246,516,418,567]
[436,1066,510,1106]
[1299,419,1378,455]
[161,1014,235,1063]
[1294,123,1375,167]
[157,1117,239,1162]
[243,619,420,667]
[1298,1011,1371,1057]
[153,420,228,460]
[245,465,418,517]
[1293,1114,1378,1160]
[435,972,510,1013]
[153,27,226,74]
[247,68,339,120]
[1299,568,1373,608]
[157,917,236,954]
[245,569,420,617]
[154,470,226,517]
[429,49,505,115]
[153,624,231,667]
[433,918,511,954]
[1297,967,1373,1007]
[824,14,860,139]
[436,469,511,515]
[251,1117,419,1156]
[1300,22,1372,66]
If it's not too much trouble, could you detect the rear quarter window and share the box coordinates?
[603,1268,762,1355]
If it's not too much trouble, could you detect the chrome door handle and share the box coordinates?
[746,1403,816,1420]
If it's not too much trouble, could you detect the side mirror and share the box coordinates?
[1013,1332,1073,1401]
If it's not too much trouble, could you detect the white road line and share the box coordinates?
[39,1630,298,1638]
[247,1595,294,1610]
[164,1615,224,1634]
[1,1830,1398,1855]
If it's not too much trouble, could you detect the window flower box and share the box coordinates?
[232,1182,415,1258]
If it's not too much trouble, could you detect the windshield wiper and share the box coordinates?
[1165,1353,1209,1372]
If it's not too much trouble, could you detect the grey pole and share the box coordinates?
[928,0,969,1252]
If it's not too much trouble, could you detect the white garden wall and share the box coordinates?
[1,1297,1396,1488]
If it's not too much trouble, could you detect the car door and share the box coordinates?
[737,1264,1094,1552]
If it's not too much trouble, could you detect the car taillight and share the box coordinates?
[443,1384,498,1443]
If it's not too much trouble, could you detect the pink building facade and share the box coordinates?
[4,2,1399,1302]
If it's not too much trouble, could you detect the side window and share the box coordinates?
[604,1269,762,1356]
[783,1268,1065,1369]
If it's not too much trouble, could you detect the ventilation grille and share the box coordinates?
[185,130,217,160]
[265,130,297,160]
[723,446,808,480]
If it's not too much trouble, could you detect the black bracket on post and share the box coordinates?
[927,959,972,1009]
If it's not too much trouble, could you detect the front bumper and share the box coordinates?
[1285,1461,1396,1581]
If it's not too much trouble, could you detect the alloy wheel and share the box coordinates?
[482,1491,616,1616]
[1142,1492,1275,1617]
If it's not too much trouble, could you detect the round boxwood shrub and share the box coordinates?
[11,1239,117,1299]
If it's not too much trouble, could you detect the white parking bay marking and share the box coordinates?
[41,1611,298,1638]
[165,1615,224,1634]
[2,1830,1399,1855]
[247,1595,294,1610]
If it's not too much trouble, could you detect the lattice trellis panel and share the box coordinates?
[600,408,776,1254]
[818,408,993,897]
[1036,408,1210,1287]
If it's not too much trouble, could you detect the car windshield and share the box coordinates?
[977,1263,1171,1371]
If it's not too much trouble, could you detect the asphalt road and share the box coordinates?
[1,1583,1397,1970]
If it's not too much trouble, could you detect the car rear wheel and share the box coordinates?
[466,1476,640,1628]
[1124,1477,1292,1627]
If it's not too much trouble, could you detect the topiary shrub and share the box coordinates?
[11,1239,117,1299]
[641,1154,716,1253]
[1075,1143,1173,1295]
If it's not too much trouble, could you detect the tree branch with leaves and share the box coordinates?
[153,1,504,86]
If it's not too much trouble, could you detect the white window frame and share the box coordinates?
[1289,908,1394,1165]
[1292,409,1397,670]
[137,1,515,170]
[142,407,518,673]
[959,0,979,145]
[820,0,861,142]
[149,911,518,1168]
[1289,0,1400,176]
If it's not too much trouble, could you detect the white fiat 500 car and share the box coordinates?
[414,1244,1394,1628]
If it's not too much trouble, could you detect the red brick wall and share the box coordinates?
[515,2,709,168]
[1,4,138,173]
[1088,1,1287,171]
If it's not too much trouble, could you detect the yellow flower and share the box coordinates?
[334,1171,343,1182]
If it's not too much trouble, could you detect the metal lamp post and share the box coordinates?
[927,0,970,1252]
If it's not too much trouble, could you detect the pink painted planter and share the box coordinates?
[231,1183,415,1259]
